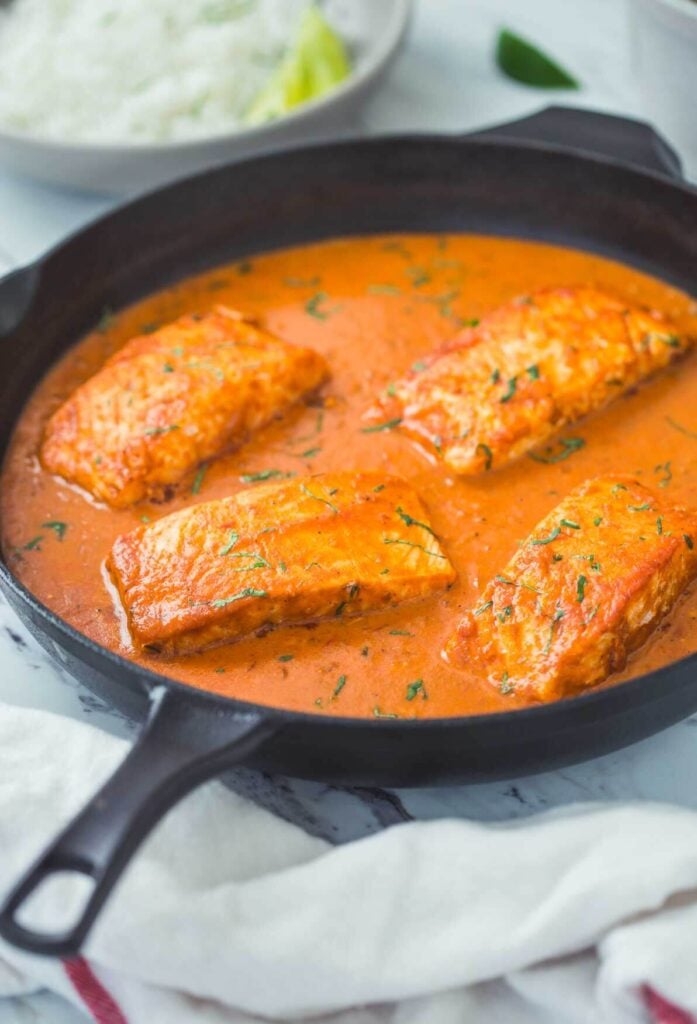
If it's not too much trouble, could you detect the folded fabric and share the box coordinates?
[0,702,696,1024]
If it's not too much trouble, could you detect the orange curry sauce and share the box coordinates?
[2,235,697,718]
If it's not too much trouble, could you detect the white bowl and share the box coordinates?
[0,0,412,195]
[629,0,697,181]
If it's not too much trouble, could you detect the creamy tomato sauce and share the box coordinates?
[2,234,697,718]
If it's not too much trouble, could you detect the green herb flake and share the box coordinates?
[662,333,681,348]
[406,266,430,288]
[162,362,175,373]
[495,574,542,594]
[333,674,347,698]
[278,654,294,663]
[654,461,672,488]
[576,574,587,603]
[499,671,514,695]
[684,534,695,550]
[477,443,493,471]
[214,667,226,674]
[527,364,540,380]
[192,463,208,495]
[628,503,651,512]
[211,588,268,608]
[612,483,628,494]
[531,526,561,546]
[96,307,115,333]
[474,600,493,616]
[373,484,386,493]
[560,518,581,530]
[552,552,563,562]
[412,360,428,373]
[490,367,501,384]
[656,517,663,535]
[666,416,697,440]
[42,521,68,541]
[305,292,333,320]
[389,629,414,636]
[396,505,436,536]
[496,28,579,89]
[500,376,517,403]
[361,418,402,434]
[373,707,399,719]
[301,482,339,514]
[218,530,239,556]
[361,646,370,657]
[23,535,44,551]
[529,437,585,464]
[406,679,427,701]
[594,516,603,527]
[241,469,295,483]
[143,424,180,437]
[498,605,513,623]
[383,537,448,560]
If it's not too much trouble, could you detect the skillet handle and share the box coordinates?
[467,105,683,180]
[0,687,274,957]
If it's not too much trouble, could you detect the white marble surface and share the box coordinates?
[1,0,696,1020]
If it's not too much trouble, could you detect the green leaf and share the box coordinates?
[496,29,579,89]
[245,5,351,126]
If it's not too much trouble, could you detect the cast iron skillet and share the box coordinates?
[0,107,696,957]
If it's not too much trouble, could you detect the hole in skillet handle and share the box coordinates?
[0,686,274,957]
[466,105,683,181]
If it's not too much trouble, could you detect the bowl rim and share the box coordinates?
[0,0,412,155]
[634,0,697,20]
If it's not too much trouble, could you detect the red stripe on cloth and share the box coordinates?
[64,957,128,1024]
[644,985,696,1024]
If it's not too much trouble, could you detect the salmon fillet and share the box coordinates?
[108,472,456,655]
[369,287,692,474]
[41,306,329,507]
[446,476,697,702]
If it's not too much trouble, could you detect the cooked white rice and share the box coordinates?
[0,0,310,143]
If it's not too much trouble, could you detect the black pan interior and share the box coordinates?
[1,129,697,786]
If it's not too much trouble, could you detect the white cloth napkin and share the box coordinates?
[1,703,696,1024]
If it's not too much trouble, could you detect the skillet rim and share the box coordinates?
[1,128,697,731]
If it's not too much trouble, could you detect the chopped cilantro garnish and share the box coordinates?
[499,672,514,695]
[529,437,585,464]
[211,588,267,608]
[301,483,339,514]
[477,443,493,471]
[373,707,399,719]
[531,526,560,545]
[406,679,427,701]
[241,469,295,483]
[383,538,448,560]
[218,530,239,556]
[527,364,540,380]
[333,674,347,698]
[500,376,517,403]
[628,503,651,512]
[576,574,587,602]
[361,418,402,433]
[560,518,580,530]
[474,600,493,616]
[143,424,179,436]
[396,506,436,536]
[192,463,207,495]
[278,654,294,663]
[42,521,68,541]
[684,534,694,550]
